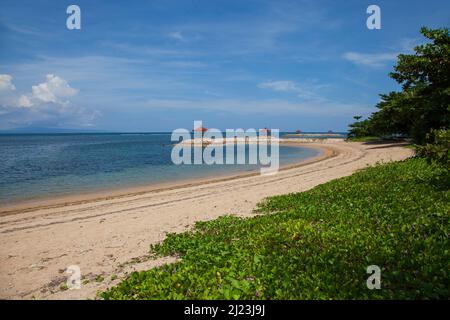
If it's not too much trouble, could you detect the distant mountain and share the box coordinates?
[0,126,112,134]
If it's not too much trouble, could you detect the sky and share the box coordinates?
[0,0,449,132]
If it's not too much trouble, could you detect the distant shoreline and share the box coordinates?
[0,131,348,135]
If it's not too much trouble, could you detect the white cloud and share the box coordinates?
[31,74,78,103]
[0,74,16,91]
[0,74,98,129]
[18,95,32,108]
[342,52,398,68]
[168,31,185,41]
[253,79,373,116]
[258,80,299,92]
[258,80,328,100]
[142,98,371,117]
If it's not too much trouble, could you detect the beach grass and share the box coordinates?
[101,157,449,299]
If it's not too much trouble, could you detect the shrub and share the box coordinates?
[416,129,450,166]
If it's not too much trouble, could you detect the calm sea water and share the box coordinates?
[0,133,321,205]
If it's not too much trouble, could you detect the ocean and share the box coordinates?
[0,133,322,206]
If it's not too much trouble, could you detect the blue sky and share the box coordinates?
[0,0,449,132]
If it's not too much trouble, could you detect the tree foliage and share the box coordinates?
[349,27,450,144]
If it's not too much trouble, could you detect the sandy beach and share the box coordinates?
[0,140,413,299]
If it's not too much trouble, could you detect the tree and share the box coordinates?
[349,27,450,143]
[348,118,373,138]
[389,27,450,143]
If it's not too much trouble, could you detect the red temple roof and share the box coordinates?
[194,127,208,132]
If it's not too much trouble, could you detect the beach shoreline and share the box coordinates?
[0,140,413,299]
[0,142,329,214]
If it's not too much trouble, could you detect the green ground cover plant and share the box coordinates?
[102,157,449,299]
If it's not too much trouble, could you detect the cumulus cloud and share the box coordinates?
[17,95,32,108]
[0,74,98,129]
[0,74,16,91]
[31,74,78,103]
[342,52,398,68]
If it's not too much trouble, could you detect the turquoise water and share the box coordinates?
[0,133,321,205]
